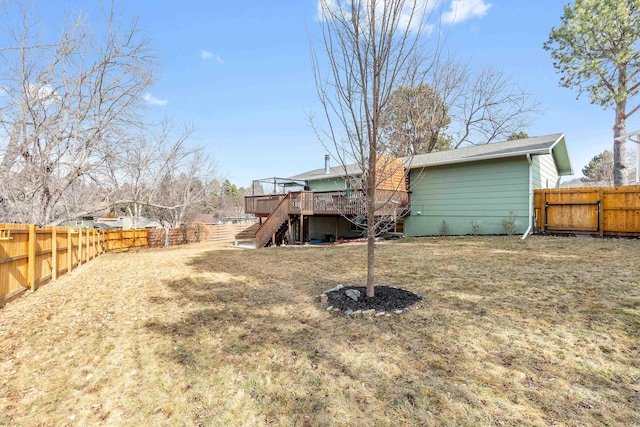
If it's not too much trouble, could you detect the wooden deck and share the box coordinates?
[246,190,409,248]
[245,189,409,217]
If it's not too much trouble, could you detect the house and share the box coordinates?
[59,215,96,229]
[245,155,409,247]
[404,133,572,236]
[245,133,573,246]
[93,216,162,229]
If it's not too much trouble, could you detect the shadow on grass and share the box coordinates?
[142,240,640,425]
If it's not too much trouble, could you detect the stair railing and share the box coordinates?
[255,193,292,248]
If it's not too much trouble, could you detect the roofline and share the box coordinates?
[296,134,574,179]
[407,134,570,171]
[408,147,552,169]
[548,133,574,175]
[292,171,362,181]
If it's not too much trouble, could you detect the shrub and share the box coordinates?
[501,212,517,235]
[471,220,480,236]
[438,220,450,236]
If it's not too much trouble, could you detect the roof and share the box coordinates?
[290,162,362,181]
[407,133,573,175]
[290,133,573,181]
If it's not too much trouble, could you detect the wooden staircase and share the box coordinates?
[255,193,292,248]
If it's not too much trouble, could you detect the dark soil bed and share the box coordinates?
[323,285,422,312]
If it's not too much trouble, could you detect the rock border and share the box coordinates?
[318,284,416,317]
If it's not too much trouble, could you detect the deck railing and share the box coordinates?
[245,189,409,217]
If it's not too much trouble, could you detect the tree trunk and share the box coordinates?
[613,102,628,187]
[366,153,377,298]
[366,208,375,298]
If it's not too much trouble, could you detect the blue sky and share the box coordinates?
[26,1,640,187]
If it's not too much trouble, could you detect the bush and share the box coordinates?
[471,220,480,236]
[438,220,450,236]
[501,212,517,235]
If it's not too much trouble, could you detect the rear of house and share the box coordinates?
[244,133,573,245]
[404,133,572,236]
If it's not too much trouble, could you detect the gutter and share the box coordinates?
[522,153,533,240]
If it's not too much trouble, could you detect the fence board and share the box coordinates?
[147,223,259,247]
[208,223,259,242]
[1,225,150,306]
[1,223,259,305]
[534,186,640,236]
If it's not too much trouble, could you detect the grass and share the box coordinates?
[0,236,639,426]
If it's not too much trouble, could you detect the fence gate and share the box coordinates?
[543,196,600,233]
[534,186,640,237]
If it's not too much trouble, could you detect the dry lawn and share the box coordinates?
[0,236,639,426]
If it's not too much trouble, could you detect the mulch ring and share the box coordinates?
[320,285,422,316]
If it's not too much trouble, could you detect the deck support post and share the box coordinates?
[299,214,304,244]
[335,217,339,242]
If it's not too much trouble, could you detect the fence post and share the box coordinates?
[598,187,605,236]
[86,229,90,261]
[540,190,547,233]
[52,227,57,281]
[78,228,83,266]
[27,224,36,291]
[67,227,73,273]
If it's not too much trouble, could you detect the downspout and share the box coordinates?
[521,154,533,240]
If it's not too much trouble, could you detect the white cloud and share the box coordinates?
[442,0,492,24]
[27,83,59,105]
[316,0,435,33]
[143,93,168,106]
[201,49,224,63]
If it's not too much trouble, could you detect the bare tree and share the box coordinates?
[312,0,430,297]
[107,120,215,228]
[378,50,539,156]
[427,54,539,148]
[0,1,155,224]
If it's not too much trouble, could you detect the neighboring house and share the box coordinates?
[59,216,96,229]
[245,133,573,245]
[94,216,162,229]
[193,213,258,225]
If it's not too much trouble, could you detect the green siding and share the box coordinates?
[308,216,362,240]
[405,157,530,236]
[532,154,559,189]
[307,177,347,192]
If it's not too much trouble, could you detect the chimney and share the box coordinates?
[324,154,330,174]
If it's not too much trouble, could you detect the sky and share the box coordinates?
[14,0,640,187]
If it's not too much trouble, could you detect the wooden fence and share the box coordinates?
[0,224,149,307]
[147,223,259,247]
[534,186,640,236]
[1,222,259,307]
[209,222,259,242]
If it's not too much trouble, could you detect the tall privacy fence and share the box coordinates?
[534,186,640,237]
[0,224,148,306]
[147,222,259,246]
[1,222,258,306]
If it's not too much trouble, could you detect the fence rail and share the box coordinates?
[534,186,640,236]
[0,224,149,307]
[1,222,263,307]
